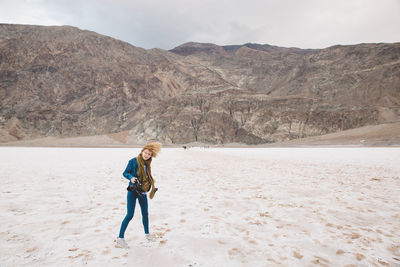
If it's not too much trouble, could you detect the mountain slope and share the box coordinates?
[1,24,399,144]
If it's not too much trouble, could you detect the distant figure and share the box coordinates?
[115,142,162,249]
[183,145,187,149]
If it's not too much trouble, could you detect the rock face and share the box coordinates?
[1,24,399,144]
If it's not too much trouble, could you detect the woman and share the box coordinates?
[116,142,161,248]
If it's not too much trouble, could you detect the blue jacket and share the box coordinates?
[123,158,138,185]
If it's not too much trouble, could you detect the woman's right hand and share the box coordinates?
[131,177,138,183]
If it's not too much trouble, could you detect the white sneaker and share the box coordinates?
[115,237,129,248]
[145,233,155,242]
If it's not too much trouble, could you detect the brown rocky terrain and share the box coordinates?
[2,121,399,147]
[0,24,399,145]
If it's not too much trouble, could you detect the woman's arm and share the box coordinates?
[122,159,137,181]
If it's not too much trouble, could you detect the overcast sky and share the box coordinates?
[1,0,399,50]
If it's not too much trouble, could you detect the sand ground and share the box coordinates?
[0,147,399,266]
[1,122,399,148]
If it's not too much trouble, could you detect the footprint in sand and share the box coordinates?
[218,240,226,245]
[228,247,246,258]
[293,251,303,259]
[354,253,365,261]
[152,226,170,245]
[336,249,345,255]
[68,249,93,260]
[242,236,257,245]
[311,256,330,266]
[26,247,38,253]
[259,211,271,218]
[159,239,168,245]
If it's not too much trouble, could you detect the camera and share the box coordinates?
[127,178,142,193]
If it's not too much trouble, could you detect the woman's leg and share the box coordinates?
[119,191,137,238]
[138,194,149,234]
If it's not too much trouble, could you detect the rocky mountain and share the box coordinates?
[1,24,399,144]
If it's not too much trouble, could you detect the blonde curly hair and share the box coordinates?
[141,142,162,158]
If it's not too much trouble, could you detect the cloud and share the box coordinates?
[1,0,399,49]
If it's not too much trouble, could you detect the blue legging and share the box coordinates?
[119,190,149,238]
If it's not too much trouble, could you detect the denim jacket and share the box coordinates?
[122,158,138,186]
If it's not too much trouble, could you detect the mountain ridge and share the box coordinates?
[1,24,399,144]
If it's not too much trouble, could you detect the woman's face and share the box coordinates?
[142,149,152,160]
